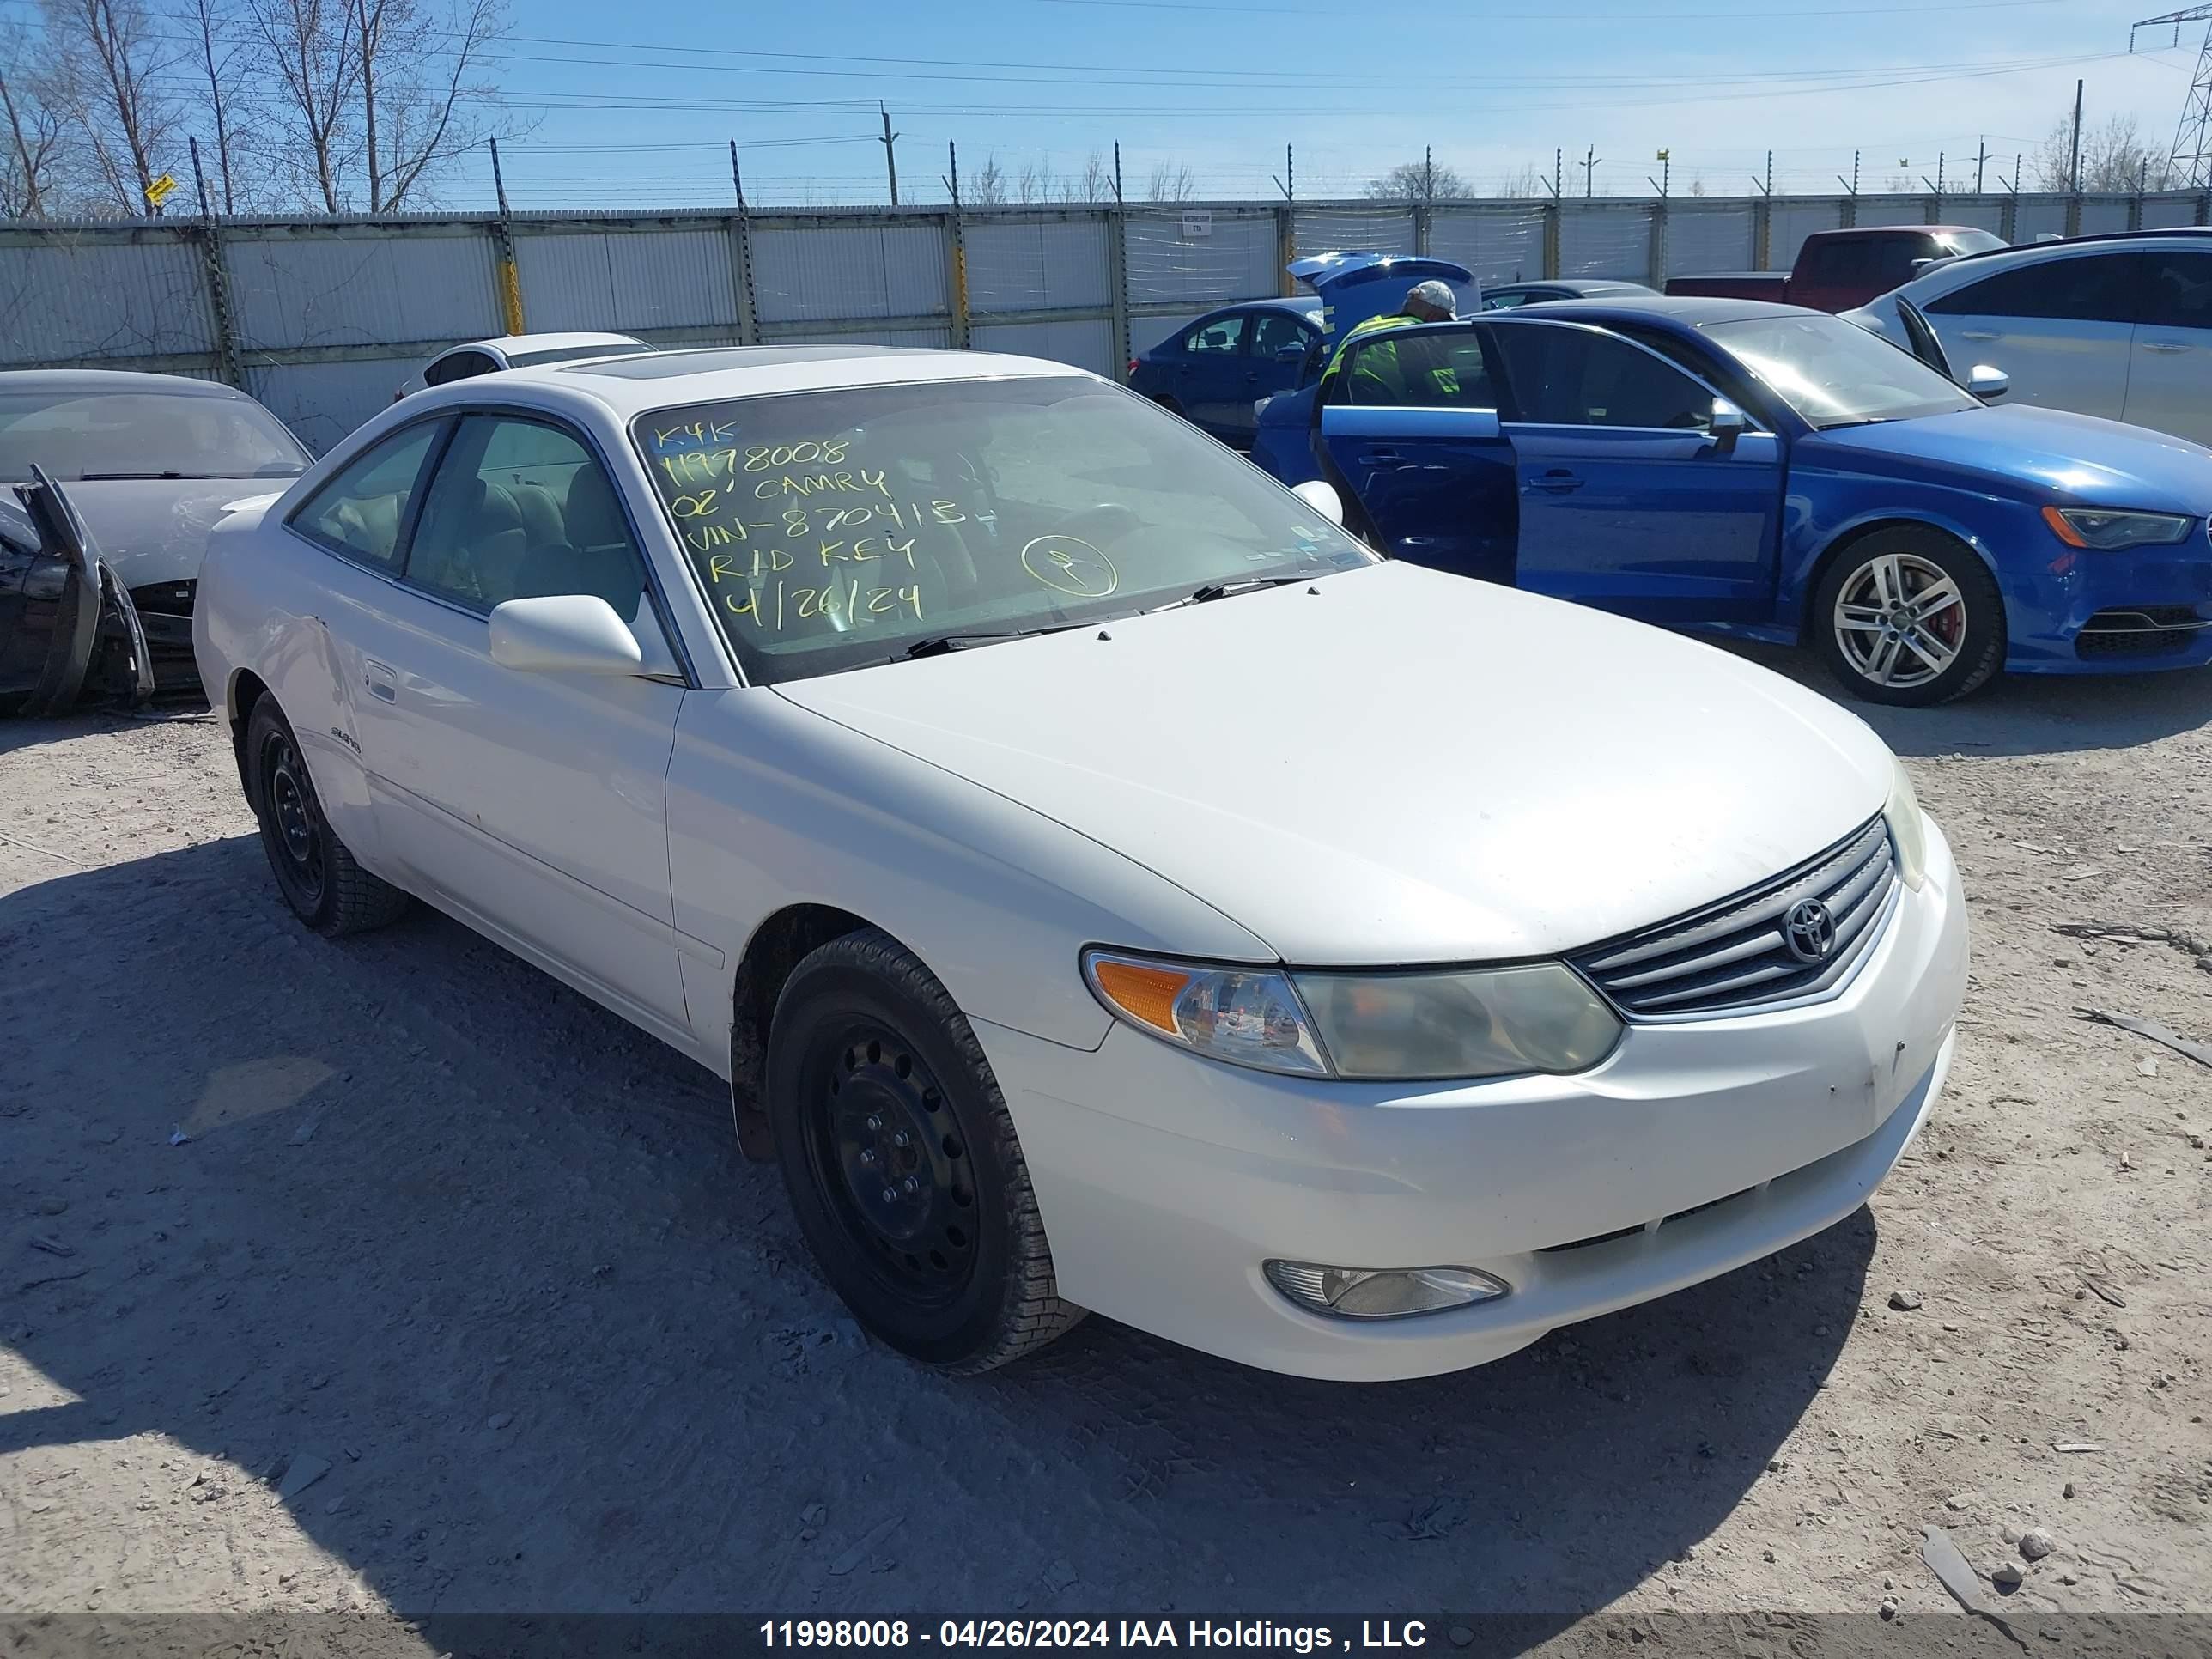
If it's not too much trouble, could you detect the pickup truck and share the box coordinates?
[1665,224,2008,313]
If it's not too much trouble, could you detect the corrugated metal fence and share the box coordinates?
[3,189,2206,453]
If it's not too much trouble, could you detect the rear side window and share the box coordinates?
[1182,316,1245,355]
[1342,330,1498,408]
[1929,252,2141,325]
[2139,248,2212,330]
[1493,325,1715,429]
[423,349,497,387]
[288,422,444,574]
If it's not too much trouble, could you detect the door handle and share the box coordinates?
[1357,447,1407,465]
[364,659,398,703]
[2141,341,2191,354]
[1527,470,1584,494]
[1960,330,1999,341]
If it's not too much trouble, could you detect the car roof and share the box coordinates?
[1900,226,2212,285]
[485,344,1093,416]
[1510,295,1806,325]
[1502,279,1653,295]
[0,368,260,401]
[454,331,647,356]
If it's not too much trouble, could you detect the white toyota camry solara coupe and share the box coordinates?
[194,343,1967,1381]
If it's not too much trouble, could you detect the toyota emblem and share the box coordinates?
[1784,899,1837,963]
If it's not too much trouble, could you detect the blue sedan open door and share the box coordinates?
[1316,324,1516,584]
[1488,318,1782,622]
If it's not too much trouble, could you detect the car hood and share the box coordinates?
[1803,404,2212,510]
[59,477,297,589]
[774,562,1895,965]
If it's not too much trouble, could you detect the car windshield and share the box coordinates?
[635,375,1375,684]
[1701,313,1978,428]
[509,342,652,368]
[1940,228,2007,257]
[0,387,310,482]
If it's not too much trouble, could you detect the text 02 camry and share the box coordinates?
[192,344,1967,1381]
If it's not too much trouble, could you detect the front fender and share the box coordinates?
[1777,467,2025,640]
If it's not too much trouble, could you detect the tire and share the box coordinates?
[766,928,1084,1373]
[243,699,412,937]
[1810,526,2005,707]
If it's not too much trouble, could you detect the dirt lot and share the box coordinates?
[3,653,2209,1655]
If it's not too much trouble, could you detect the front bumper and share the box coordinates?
[2003,526,2212,675]
[977,818,1967,1381]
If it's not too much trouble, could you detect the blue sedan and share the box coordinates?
[1250,296,2212,704]
[1127,297,1322,447]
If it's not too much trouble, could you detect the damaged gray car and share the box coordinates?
[0,369,310,695]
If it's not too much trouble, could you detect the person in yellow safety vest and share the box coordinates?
[1316,279,1462,403]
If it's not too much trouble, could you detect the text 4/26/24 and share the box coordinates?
[757,1620,1440,1652]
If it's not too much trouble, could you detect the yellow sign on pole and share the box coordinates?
[145,173,178,207]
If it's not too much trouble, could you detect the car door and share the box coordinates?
[1922,250,2140,421]
[2125,244,2212,447]
[277,418,452,863]
[1487,318,1783,622]
[1170,312,1253,437]
[1316,324,1517,583]
[345,408,696,1041]
[1241,310,1316,441]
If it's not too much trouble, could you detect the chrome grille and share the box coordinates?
[1572,817,1898,1020]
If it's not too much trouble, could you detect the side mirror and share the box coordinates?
[488,594,646,676]
[1291,478,1344,526]
[1710,401,1747,445]
[1966,364,2008,402]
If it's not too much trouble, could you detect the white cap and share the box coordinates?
[1407,280,1458,316]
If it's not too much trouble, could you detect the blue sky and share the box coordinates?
[458,0,2197,208]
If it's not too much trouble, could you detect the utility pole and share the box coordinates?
[2069,77,2085,193]
[878,104,900,206]
[2131,4,2212,188]
[1582,144,1599,198]
[1112,140,1123,204]
[729,138,745,210]
[1976,137,1988,193]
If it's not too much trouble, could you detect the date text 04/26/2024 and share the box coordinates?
[757,1621,1437,1651]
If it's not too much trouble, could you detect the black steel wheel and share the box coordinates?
[242,698,412,937]
[767,928,1084,1372]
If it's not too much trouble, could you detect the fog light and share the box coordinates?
[1264,1260,1509,1320]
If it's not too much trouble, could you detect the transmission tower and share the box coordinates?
[2133,5,2212,189]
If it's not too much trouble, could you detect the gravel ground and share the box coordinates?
[2,654,2209,1656]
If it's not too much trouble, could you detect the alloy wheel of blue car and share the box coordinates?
[1813,528,2005,707]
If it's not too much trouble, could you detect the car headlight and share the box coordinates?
[1886,757,1929,892]
[1083,950,1621,1081]
[2041,506,2194,550]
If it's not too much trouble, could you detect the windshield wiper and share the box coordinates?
[1158,574,1310,610]
[903,623,1074,659]
[76,470,191,480]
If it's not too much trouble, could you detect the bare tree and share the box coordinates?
[249,0,359,210]
[967,152,1006,204]
[2033,109,2171,193]
[188,0,254,212]
[1365,159,1472,201]
[1014,155,1046,204]
[42,0,180,214]
[1495,161,1547,198]
[1144,161,1193,202]
[0,21,65,217]
[349,0,512,213]
[1076,149,1111,203]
